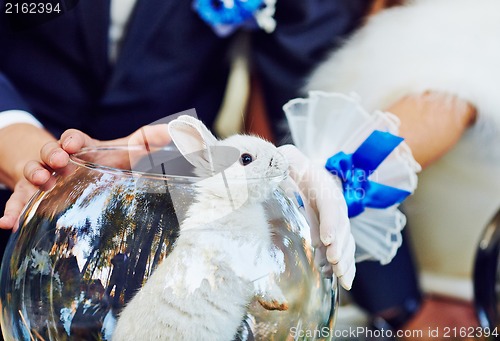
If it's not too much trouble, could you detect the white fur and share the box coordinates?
[112,117,288,340]
[307,0,500,137]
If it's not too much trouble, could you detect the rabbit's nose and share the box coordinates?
[269,157,274,167]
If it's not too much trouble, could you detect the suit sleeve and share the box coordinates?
[0,73,31,113]
[251,0,370,143]
[0,73,42,128]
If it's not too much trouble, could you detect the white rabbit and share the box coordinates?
[112,115,289,341]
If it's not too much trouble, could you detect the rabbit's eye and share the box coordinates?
[240,153,253,166]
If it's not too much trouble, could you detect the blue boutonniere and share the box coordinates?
[193,0,276,37]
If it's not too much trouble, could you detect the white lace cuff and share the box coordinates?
[283,91,421,264]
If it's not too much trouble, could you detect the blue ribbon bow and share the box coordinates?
[193,0,263,36]
[325,130,411,218]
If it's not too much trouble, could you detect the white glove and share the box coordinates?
[278,144,356,290]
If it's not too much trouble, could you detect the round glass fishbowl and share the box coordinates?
[0,146,338,340]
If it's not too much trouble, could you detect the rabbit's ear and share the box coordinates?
[168,116,218,171]
[174,115,218,145]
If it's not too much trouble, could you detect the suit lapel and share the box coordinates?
[108,0,178,88]
[76,0,111,82]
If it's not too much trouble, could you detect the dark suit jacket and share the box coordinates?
[0,0,370,258]
[0,0,369,141]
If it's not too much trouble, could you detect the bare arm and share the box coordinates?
[387,92,477,169]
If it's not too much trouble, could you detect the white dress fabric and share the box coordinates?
[284,92,421,264]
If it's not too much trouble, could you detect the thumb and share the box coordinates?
[126,124,171,147]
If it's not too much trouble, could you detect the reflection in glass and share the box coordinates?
[0,146,337,340]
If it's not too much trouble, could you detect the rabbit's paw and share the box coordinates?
[258,297,289,311]
[257,285,288,311]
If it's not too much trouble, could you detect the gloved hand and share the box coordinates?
[278,144,356,290]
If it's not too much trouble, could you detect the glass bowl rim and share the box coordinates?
[69,145,288,183]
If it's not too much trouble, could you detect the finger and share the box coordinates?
[319,211,337,247]
[281,177,323,248]
[0,180,37,231]
[338,262,356,291]
[40,141,70,169]
[277,144,310,180]
[322,211,350,264]
[60,129,96,154]
[304,198,321,247]
[325,228,353,270]
[316,172,348,247]
[126,124,171,147]
[324,211,351,262]
[331,234,356,277]
[0,215,15,230]
[23,160,52,186]
[325,225,351,266]
[314,244,328,269]
[314,245,333,277]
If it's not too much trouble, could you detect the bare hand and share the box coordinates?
[0,125,170,231]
